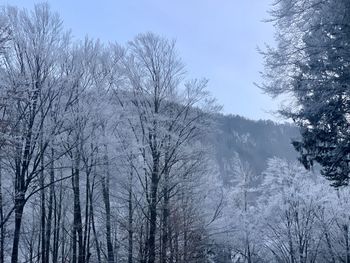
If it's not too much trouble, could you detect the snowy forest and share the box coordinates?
[0,1,350,263]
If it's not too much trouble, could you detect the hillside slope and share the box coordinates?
[212,114,299,182]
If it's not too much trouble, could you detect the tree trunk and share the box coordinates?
[128,168,133,263]
[102,173,115,263]
[40,146,46,263]
[72,153,84,263]
[61,207,67,263]
[102,142,115,263]
[139,224,146,263]
[52,174,62,263]
[344,224,350,263]
[45,148,54,263]
[84,169,91,263]
[90,177,102,263]
[324,228,336,263]
[114,228,118,263]
[40,175,46,263]
[160,169,169,263]
[147,157,159,263]
[0,163,4,263]
[11,196,25,263]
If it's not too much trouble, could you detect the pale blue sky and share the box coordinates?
[5,0,279,120]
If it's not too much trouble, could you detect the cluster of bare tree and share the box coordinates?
[0,4,223,263]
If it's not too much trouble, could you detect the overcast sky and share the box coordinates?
[5,0,279,121]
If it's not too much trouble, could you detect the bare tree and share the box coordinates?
[119,32,217,263]
[0,5,69,262]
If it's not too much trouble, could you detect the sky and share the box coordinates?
[5,0,279,121]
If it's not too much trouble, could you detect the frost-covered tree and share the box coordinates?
[0,5,70,262]
[259,158,323,262]
[116,32,218,263]
[253,157,350,263]
[227,155,261,263]
[261,0,350,186]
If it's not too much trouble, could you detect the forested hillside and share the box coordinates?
[212,114,298,183]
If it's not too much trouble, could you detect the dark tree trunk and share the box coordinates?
[139,224,146,263]
[72,156,84,263]
[11,196,25,263]
[45,149,54,263]
[101,131,114,263]
[147,157,159,263]
[0,164,4,263]
[102,175,114,263]
[61,208,67,263]
[40,155,46,263]
[344,224,350,263]
[114,228,118,263]
[90,177,102,263]
[52,176,62,263]
[84,168,91,263]
[128,168,133,263]
[183,227,188,262]
[160,170,169,263]
[101,170,114,262]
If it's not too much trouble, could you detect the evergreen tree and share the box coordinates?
[261,0,350,186]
